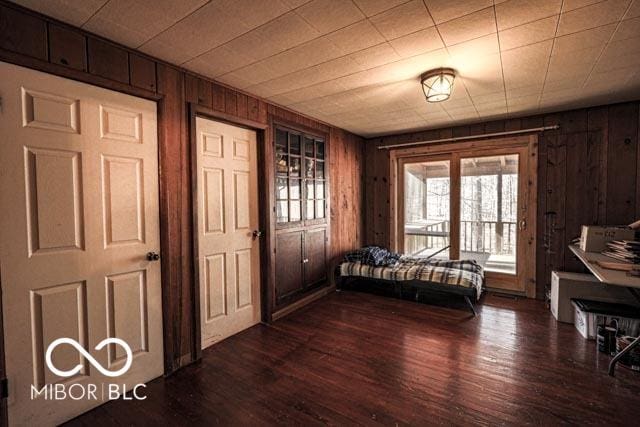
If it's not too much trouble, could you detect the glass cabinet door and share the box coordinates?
[275,126,326,226]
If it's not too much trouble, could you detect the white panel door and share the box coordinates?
[195,117,261,349]
[0,62,164,426]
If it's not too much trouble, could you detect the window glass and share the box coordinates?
[290,133,301,155]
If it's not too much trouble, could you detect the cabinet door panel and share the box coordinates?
[305,228,327,287]
[275,231,304,300]
[49,24,87,71]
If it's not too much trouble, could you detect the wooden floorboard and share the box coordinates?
[66,291,640,426]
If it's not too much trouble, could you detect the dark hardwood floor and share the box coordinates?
[67,291,640,426]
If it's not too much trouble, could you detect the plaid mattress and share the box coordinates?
[340,257,484,299]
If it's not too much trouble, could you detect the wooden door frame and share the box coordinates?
[389,135,538,297]
[188,103,269,361]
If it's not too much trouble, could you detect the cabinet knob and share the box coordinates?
[252,230,262,239]
[302,258,309,263]
[146,251,160,261]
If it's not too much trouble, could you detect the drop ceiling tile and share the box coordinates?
[552,24,616,55]
[223,12,322,64]
[501,40,553,90]
[184,44,256,77]
[437,7,496,46]
[544,76,588,91]
[624,0,640,18]
[546,58,595,80]
[495,0,562,30]
[83,0,208,47]
[224,61,280,90]
[326,20,386,54]
[448,33,500,60]
[594,41,640,71]
[216,73,255,90]
[471,91,507,105]
[557,0,631,36]
[251,37,345,80]
[11,0,107,27]
[140,2,259,63]
[612,16,640,41]
[499,15,558,50]
[507,93,540,105]
[602,35,640,56]
[295,0,365,33]
[281,0,314,8]
[349,43,401,69]
[369,0,435,40]
[563,0,602,11]
[351,0,410,16]
[549,45,603,68]
[423,0,493,24]
[388,27,443,57]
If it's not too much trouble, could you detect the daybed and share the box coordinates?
[337,248,485,316]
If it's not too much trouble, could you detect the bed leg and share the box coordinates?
[464,296,477,317]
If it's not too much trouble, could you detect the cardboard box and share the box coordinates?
[551,271,639,323]
[579,225,636,252]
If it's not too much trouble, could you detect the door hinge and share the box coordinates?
[0,378,8,399]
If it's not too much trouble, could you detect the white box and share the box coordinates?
[573,301,590,338]
[579,225,636,252]
[550,271,639,323]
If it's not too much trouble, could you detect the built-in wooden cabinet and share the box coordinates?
[273,124,329,308]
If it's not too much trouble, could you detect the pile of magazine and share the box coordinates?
[603,240,640,264]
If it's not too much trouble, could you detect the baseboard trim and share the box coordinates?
[272,285,335,321]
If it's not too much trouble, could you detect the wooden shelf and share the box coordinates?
[568,245,640,288]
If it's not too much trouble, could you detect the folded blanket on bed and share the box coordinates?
[340,255,484,299]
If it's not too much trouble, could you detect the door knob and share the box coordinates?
[252,230,263,239]
[146,252,160,261]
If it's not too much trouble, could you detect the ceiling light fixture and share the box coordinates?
[421,68,455,103]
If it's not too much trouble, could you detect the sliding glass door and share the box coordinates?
[459,154,519,275]
[403,158,450,259]
[398,143,534,294]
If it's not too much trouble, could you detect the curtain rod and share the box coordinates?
[376,125,560,150]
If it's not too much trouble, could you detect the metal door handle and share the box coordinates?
[146,252,160,261]
[519,219,527,231]
[252,230,262,239]
[302,258,309,263]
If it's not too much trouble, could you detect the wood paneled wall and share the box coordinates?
[0,1,364,374]
[364,102,640,299]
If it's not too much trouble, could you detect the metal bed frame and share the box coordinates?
[336,273,480,316]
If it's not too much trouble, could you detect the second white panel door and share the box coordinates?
[195,117,261,349]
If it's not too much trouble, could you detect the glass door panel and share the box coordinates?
[459,154,518,274]
[403,159,450,259]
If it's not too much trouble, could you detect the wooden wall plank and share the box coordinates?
[0,4,47,60]
[87,37,129,84]
[606,103,638,224]
[129,53,156,92]
[156,64,185,373]
[212,82,225,111]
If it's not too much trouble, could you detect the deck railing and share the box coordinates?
[405,220,516,256]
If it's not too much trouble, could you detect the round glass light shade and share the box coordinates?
[421,68,455,103]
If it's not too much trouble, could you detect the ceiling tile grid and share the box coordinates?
[15,0,640,137]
